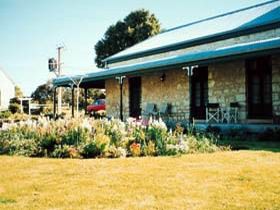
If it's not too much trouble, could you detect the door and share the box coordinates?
[246,56,272,119]
[129,77,141,118]
[191,67,208,119]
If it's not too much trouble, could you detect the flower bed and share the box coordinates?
[0,117,226,158]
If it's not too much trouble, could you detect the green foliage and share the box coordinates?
[52,145,72,158]
[15,85,23,98]
[9,103,20,114]
[0,118,225,159]
[0,110,12,119]
[95,9,161,67]
[61,127,88,146]
[79,140,99,158]
[8,138,41,157]
[31,81,53,104]
[147,121,168,155]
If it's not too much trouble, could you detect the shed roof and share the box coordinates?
[54,36,280,87]
[104,0,280,64]
[0,67,15,85]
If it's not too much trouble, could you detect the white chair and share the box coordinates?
[228,102,239,123]
[206,103,220,123]
[158,103,171,119]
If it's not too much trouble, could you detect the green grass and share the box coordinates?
[0,151,280,210]
[218,139,280,152]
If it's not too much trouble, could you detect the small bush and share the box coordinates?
[9,103,20,114]
[104,146,127,158]
[0,111,12,119]
[130,143,141,157]
[79,140,99,158]
[8,138,41,157]
[52,145,72,158]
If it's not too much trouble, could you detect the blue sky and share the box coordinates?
[0,0,265,95]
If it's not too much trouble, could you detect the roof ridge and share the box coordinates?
[0,67,16,85]
[162,0,279,34]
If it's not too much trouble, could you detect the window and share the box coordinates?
[246,56,272,119]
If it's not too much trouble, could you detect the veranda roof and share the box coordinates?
[53,37,280,87]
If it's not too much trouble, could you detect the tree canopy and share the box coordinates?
[94,9,161,68]
[31,81,105,105]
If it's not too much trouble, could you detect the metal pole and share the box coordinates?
[183,66,197,124]
[84,88,88,114]
[71,86,75,118]
[76,85,80,117]
[188,72,193,124]
[116,76,126,121]
[53,87,57,119]
[120,82,123,121]
[57,46,63,115]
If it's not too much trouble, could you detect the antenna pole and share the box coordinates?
[57,46,63,115]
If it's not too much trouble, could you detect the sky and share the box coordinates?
[0,0,266,95]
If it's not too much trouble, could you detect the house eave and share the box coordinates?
[53,37,280,87]
[104,21,280,64]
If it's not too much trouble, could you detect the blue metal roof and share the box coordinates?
[54,37,280,86]
[104,0,280,64]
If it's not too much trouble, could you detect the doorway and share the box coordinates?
[191,67,208,119]
[129,77,142,118]
[246,56,272,119]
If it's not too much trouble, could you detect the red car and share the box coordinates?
[87,99,106,114]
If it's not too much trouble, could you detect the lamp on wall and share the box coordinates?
[160,73,166,82]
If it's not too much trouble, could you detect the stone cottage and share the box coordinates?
[54,0,280,127]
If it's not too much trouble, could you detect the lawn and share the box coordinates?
[0,151,280,210]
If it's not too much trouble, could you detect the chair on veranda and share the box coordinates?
[206,103,220,123]
[143,103,157,118]
[228,102,240,123]
[158,103,172,120]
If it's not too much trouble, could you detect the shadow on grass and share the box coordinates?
[218,139,280,152]
[0,198,16,205]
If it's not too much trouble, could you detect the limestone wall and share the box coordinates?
[141,68,189,119]
[272,54,280,117]
[105,78,129,119]
[208,60,247,122]
[105,55,280,123]
[105,69,189,120]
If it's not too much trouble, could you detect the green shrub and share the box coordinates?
[147,121,168,155]
[142,141,156,156]
[61,127,88,146]
[104,146,127,158]
[52,145,72,158]
[79,140,99,158]
[9,103,21,114]
[0,117,225,159]
[0,111,12,119]
[8,138,41,157]
[186,135,220,154]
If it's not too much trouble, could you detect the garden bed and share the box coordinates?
[0,117,226,158]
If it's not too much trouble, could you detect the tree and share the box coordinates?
[31,81,54,104]
[15,85,23,98]
[95,9,161,67]
[31,81,106,106]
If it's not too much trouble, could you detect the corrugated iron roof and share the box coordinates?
[104,0,280,63]
[53,37,280,86]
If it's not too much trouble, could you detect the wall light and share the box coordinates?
[160,73,166,82]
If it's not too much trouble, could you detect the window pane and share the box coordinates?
[252,75,261,104]
[195,82,201,107]
[263,74,272,104]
